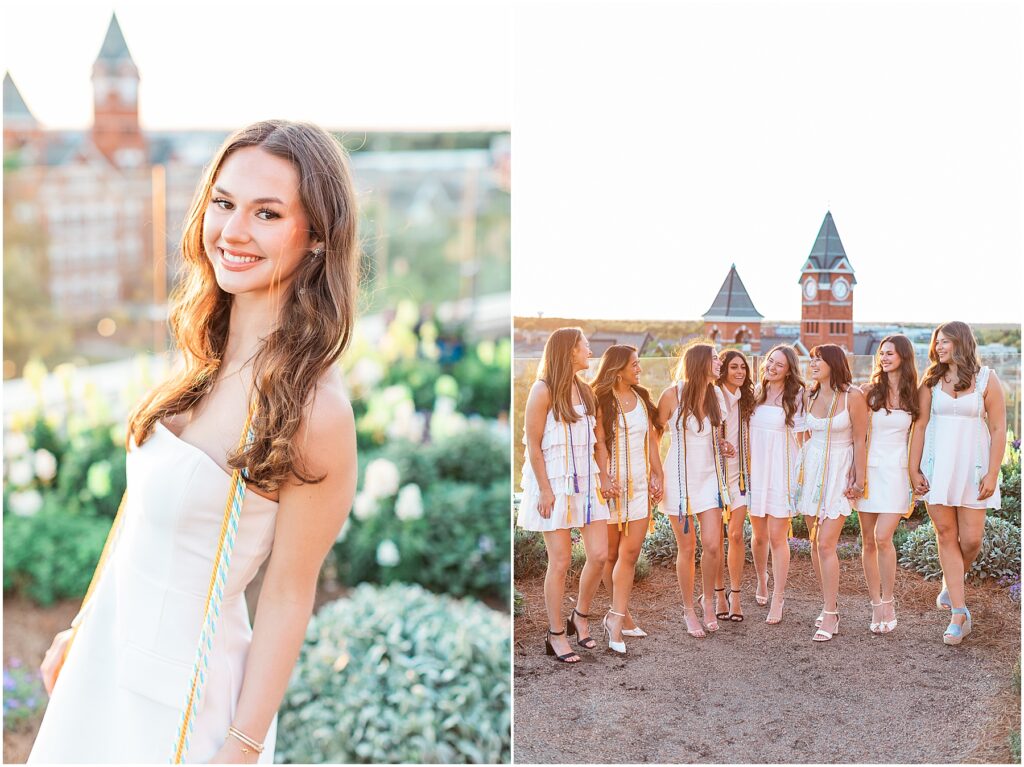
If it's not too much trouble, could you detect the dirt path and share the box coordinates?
[514,560,1020,764]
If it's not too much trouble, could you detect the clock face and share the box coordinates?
[803,278,817,300]
[832,277,850,300]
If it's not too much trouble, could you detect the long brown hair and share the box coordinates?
[128,120,360,490]
[922,320,981,392]
[537,327,595,423]
[591,345,660,453]
[755,344,805,428]
[808,344,853,396]
[717,349,755,423]
[673,341,722,433]
[865,334,920,419]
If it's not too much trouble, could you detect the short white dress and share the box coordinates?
[719,386,749,511]
[796,391,855,520]
[922,366,1001,510]
[518,404,610,531]
[605,398,651,525]
[856,408,914,515]
[663,382,726,517]
[748,397,807,518]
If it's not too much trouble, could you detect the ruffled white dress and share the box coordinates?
[605,399,650,525]
[856,408,914,515]
[29,422,279,764]
[720,386,749,511]
[748,397,807,518]
[518,404,609,531]
[922,366,1001,510]
[796,391,855,520]
[663,383,726,517]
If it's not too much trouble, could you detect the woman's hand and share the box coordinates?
[40,628,74,695]
[601,474,620,499]
[208,737,259,764]
[978,471,1000,501]
[649,470,664,504]
[537,486,556,519]
[721,440,736,459]
[911,470,930,496]
[844,482,864,501]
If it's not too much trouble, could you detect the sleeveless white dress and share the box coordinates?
[748,395,807,519]
[518,404,609,531]
[856,408,914,515]
[606,399,650,525]
[663,383,726,517]
[796,392,855,520]
[29,422,279,764]
[922,366,1001,510]
[719,386,749,511]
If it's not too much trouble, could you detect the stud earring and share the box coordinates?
[311,248,324,258]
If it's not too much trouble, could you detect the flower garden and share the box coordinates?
[3,301,512,764]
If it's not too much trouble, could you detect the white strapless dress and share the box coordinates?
[28,422,279,764]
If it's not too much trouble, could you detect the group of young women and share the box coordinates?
[518,322,1006,662]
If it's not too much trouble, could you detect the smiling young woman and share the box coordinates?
[31,120,359,764]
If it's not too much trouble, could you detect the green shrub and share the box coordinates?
[513,528,547,579]
[51,425,126,519]
[376,440,440,489]
[3,502,111,605]
[452,338,511,418]
[790,515,808,538]
[277,583,510,764]
[643,513,681,565]
[432,427,508,486]
[993,465,1021,527]
[842,509,860,535]
[898,517,1021,581]
[513,588,524,617]
[891,523,911,553]
[634,551,652,582]
[3,660,46,730]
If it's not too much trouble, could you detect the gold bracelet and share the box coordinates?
[227,726,265,755]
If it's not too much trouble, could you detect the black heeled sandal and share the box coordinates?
[727,589,744,622]
[545,628,580,663]
[714,587,730,621]
[566,607,597,650]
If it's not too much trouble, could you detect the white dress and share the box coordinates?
[605,398,650,525]
[663,382,726,517]
[922,366,1001,510]
[748,397,807,518]
[29,422,279,764]
[856,408,914,515]
[720,386,749,511]
[796,391,855,520]
[518,404,609,531]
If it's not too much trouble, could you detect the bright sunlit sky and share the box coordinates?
[512,1,1023,324]
[2,0,511,130]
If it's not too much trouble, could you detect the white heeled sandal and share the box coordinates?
[813,610,840,642]
[603,610,627,654]
[878,597,897,633]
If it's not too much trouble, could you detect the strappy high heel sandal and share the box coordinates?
[878,597,897,633]
[566,607,597,649]
[812,610,840,642]
[869,601,882,634]
[765,598,785,625]
[713,587,730,620]
[755,575,769,606]
[603,610,627,654]
[943,606,972,645]
[545,628,580,663]
[697,594,719,632]
[682,606,706,638]
[727,589,744,622]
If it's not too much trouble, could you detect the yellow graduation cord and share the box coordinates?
[808,389,840,544]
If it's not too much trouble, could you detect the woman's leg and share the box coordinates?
[542,529,576,658]
[858,511,882,626]
[605,518,648,642]
[697,507,724,628]
[749,514,770,602]
[813,516,845,636]
[602,523,621,601]
[576,522,609,643]
[956,506,986,578]
[873,513,902,625]
[726,506,748,617]
[766,516,791,622]
[928,504,965,621]
[669,514,703,636]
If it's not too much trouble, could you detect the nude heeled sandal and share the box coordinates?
[603,610,627,654]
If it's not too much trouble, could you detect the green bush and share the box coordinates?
[513,588,524,617]
[842,509,860,535]
[634,551,652,582]
[513,528,547,579]
[452,338,511,419]
[790,515,808,538]
[376,439,441,490]
[643,513,681,565]
[993,465,1021,527]
[277,583,510,764]
[3,502,111,605]
[898,517,1021,581]
[432,427,508,486]
[3,660,46,730]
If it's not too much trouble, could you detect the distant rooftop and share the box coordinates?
[3,72,37,123]
[96,13,137,65]
[804,211,856,281]
[702,264,764,320]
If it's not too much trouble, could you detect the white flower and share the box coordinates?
[7,459,34,487]
[4,432,29,459]
[351,357,384,390]
[395,484,423,521]
[363,458,400,499]
[351,492,377,521]
[8,489,43,517]
[376,539,401,567]
[33,449,57,482]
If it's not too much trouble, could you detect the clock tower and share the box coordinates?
[799,211,856,351]
[91,13,146,167]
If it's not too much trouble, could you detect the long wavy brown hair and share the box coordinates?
[128,120,360,490]
[922,320,980,392]
[591,345,660,453]
[755,344,805,428]
[717,349,755,424]
[537,327,595,423]
[673,341,722,433]
[865,334,920,419]
[808,344,853,397]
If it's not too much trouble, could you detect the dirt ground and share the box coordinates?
[514,559,1021,764]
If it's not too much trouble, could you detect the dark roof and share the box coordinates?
[96,13,136,65]
[590,331,652,356]
[3,72,37,122]
[804,211,855,276]
[702,264,764,320]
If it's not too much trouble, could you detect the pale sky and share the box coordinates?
[512,0,1023,324]
[2,0,511,130]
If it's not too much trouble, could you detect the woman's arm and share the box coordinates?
[523,381,556,518]
[846,388,868,498]
[593,405,619,498]
[909,384,932,494]
[647,412,664,503]
[210,385,356,764]
[980,370,1007,501]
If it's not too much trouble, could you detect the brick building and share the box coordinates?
[702,264,763,351]
[798,210,856,351]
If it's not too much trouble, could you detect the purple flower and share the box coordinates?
[9,658,21,668]
[3,673,15,692]
[1012,439,1020,451]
